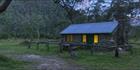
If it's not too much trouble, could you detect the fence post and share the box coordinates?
[28,41,31,49]
[36,42,39,50]
[59,43,63,53]
[46,42,50,51]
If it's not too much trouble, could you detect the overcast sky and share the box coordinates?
[75,0,112,10]
[75,0,140,17]
[75,0,140,10]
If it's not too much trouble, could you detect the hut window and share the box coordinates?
[66,35,73,42]
[94,35,99,44]
[82,35,87,43]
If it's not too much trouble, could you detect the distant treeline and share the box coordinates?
[0,0,91,39]
[0,0,70,39]
[0,0,139,39]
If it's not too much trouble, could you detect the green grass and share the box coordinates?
[78,50,139,70]
[0,39,140,70]
[0,54,30,70]
[0,40,30,70]
[0,39,59,55]
[0,39,58,70]
[59,44,140,70]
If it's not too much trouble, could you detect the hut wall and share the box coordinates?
[63,35,82,43]
[99,34,112,42]
[73,35,82,43]
[62,34,113,44]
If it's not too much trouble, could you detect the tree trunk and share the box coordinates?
[0,0,12,13]
[115,46,119,57]
[37,29,40,40]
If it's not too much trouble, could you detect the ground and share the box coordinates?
[0,39,140,70]
[0,39,86,70]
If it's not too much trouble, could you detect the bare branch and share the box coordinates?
[0,0,12,13]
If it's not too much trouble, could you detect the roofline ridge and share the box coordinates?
[70,21,118,26]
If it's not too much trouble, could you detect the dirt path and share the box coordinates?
[10,54,86,70]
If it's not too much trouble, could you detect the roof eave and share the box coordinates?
[60,32,113,35]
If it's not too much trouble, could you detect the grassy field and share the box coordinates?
[0,39,140,70]
[0,40,30,70]
[0,39,58,70]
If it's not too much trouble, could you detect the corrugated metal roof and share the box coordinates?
[60,21,118,34]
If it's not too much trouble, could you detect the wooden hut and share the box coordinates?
[60,21,119,48]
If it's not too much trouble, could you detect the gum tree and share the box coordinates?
[0,0,12,13]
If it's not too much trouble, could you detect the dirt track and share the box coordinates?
[11,54,86,70]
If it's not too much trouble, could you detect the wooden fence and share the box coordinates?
[26,39,60,50]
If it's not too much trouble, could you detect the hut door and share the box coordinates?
[87,35,93,44]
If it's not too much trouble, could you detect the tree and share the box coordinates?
[0,0,12,13]
[110,0,140,57]
[53,0,86,23]
[54,0,140,57]
[0,0,70,39]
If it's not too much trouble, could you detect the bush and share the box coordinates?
[0,54,11,62]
